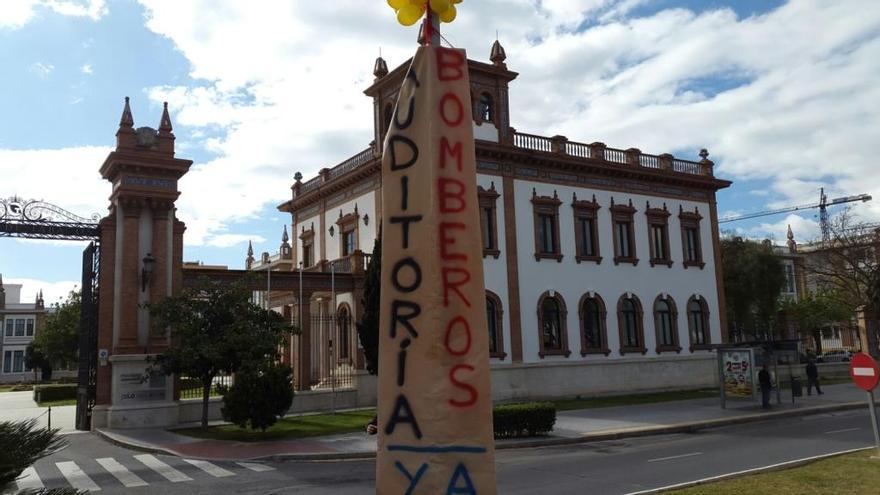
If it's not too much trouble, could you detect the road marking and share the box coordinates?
[134,454,192,482]
[15,467,44,491]
[853,367,876,376]
[647,452,703,463]
[56,461,101,492]
[183,459,235,478]
[96,457,149,488]
[236,462,276,472]
[825,427,860,434]
[623,446,872,495]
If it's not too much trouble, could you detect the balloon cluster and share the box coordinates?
[387,0,463,27]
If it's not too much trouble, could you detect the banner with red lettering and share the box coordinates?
[377,45,497,494]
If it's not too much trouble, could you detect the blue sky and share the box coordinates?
[1,0,879,304]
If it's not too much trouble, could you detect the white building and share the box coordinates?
[0,275,46,383]
[255,42,732,399]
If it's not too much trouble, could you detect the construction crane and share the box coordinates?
[719,188,872,242]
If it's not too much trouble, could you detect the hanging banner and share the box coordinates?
[377,45,497,494]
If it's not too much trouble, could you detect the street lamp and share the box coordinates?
[141,253,155,292]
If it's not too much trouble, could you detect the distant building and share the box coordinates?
[0,275,48,382]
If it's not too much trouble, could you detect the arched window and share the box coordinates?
[687,296,711,351]
[579,293,609,356]
[617,294,646,355]
[336,304,352,361]
[653,295,681,353]
[477,93,494,123]
[486,291,506,359]
[537,291,570,358]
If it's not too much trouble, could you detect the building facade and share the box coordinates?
[254,42,732,399]
[0,275,47,383]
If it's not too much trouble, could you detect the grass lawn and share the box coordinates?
[667,450,880,494]
[174,389,725,442]
[175,409,377,442]
[37,399,77,407]
[552,389,718,411]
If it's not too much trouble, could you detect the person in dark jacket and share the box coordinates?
[366,414,378,435]
[805,359,823,395]
[758,364,772,409]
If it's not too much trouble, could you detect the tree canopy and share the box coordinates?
[31,290,81,378]
[148,277,294,428]
[780,289,853,355]
[722,236,786,341]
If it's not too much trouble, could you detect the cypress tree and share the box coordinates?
[357,227,381,375]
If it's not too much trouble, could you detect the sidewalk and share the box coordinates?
[96,383,872,462]
[0,391,79,435]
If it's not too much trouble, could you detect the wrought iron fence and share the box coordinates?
[179,374,233,400]
[307,313,357,390]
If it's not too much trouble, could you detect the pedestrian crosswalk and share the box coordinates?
[11,454,276,492]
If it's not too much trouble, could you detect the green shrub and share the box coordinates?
[493,402,556,438]
[221,363,294,431]
[33,384,77,403]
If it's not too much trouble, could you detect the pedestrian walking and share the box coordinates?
[759,364,772,409]
[805,359,823,396]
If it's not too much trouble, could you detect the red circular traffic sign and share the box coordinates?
[850,353,880,391]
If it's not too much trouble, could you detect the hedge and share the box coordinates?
[33,384,77,403]
[493,402,556,438]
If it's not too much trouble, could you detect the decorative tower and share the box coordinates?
[92,98,192,429]
[490,39,507,67]
[246,240,255,269]
[787,224,798,253]
[280,225,292,260]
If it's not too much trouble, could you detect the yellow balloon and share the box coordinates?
[452,0,462,3]
[397,4,424,26]
[409,0,426,5]
[429,0,450,13]
[388,0,408,9]
[439,4,457,22]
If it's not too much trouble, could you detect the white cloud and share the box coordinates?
[31,62,54,78]
[122,0,880,246]
[205,234,266,249]
[4,277,79,308]
[1,0,107,29]
[749,214,820,244]
[1,0,39,29]
[81,64,92,75]
[0,147,111,220]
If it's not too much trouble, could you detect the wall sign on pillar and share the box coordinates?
[377,2,497,493]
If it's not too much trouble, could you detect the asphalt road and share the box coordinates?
[8,408,877,494]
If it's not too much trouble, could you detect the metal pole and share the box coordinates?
[331,262,336,415]
[868,391,880,456]
[299,261,303,385]
[48,406,52,431]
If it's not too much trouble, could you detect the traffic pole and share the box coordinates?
[869,390,880,457]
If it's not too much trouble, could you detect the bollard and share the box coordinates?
[48,406,52,431]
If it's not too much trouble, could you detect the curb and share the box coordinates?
[94,401,868,462]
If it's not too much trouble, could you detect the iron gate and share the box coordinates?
[75,242,99,430]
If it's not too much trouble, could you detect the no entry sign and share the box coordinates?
[850,353,880,391]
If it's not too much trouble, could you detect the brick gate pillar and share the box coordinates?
[90,98,192,430]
